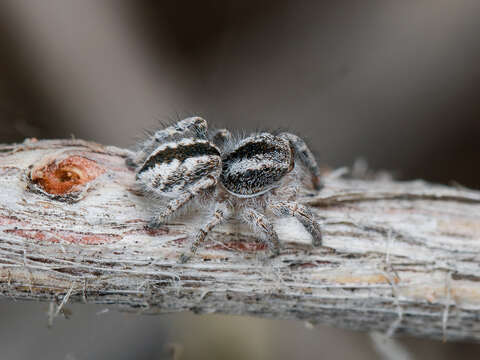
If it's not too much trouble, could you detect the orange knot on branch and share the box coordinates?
[30,155,104,195]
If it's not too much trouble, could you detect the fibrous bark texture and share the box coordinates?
[0,139,479,342]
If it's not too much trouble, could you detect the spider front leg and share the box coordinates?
[179,202,231,263]
[269,201,322,247]
[241,208,280,257]
[148,176,216,228]
[147,192,194,229]
[278,132,322,190]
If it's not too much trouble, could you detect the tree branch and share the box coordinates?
[1,139,479,342]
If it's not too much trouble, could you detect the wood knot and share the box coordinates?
[28,155,104,201]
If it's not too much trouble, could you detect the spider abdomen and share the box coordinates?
[220,133,293,197]
[137,138,221,196]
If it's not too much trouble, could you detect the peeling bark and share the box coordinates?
[0,139,479,342]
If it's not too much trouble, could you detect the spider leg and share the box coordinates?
[131,116,208,166]
[241,208,280,257]
[210,128,232,149]
[148,176,216,228]
[148,192,193,228]
[269,201,322,247]
[278,132,322,190]
[179,203,231,263]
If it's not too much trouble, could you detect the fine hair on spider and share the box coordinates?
[130,116,323,263]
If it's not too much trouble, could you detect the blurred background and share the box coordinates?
[0,0,479,359]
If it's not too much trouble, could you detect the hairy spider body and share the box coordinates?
[221,133,293,197]
[131,117,323,262]
[131,117,208,166]
[137,138,221,196]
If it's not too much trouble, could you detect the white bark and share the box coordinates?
[0,139,479,342]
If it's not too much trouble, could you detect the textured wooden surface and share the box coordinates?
[0,139,479,342]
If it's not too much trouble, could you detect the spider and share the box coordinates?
[131,117,323,263]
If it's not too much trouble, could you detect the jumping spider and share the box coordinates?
[131,117,323,263]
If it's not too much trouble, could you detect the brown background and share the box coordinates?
[0,1,479,359]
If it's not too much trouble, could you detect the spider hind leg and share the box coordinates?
[241,208,280,257]
[270,201,322,247]
[278,132,322,190]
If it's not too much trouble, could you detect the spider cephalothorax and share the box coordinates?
[131,117,323,262]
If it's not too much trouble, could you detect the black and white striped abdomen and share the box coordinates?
[137,138,221,196]
[220,133,294,197]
